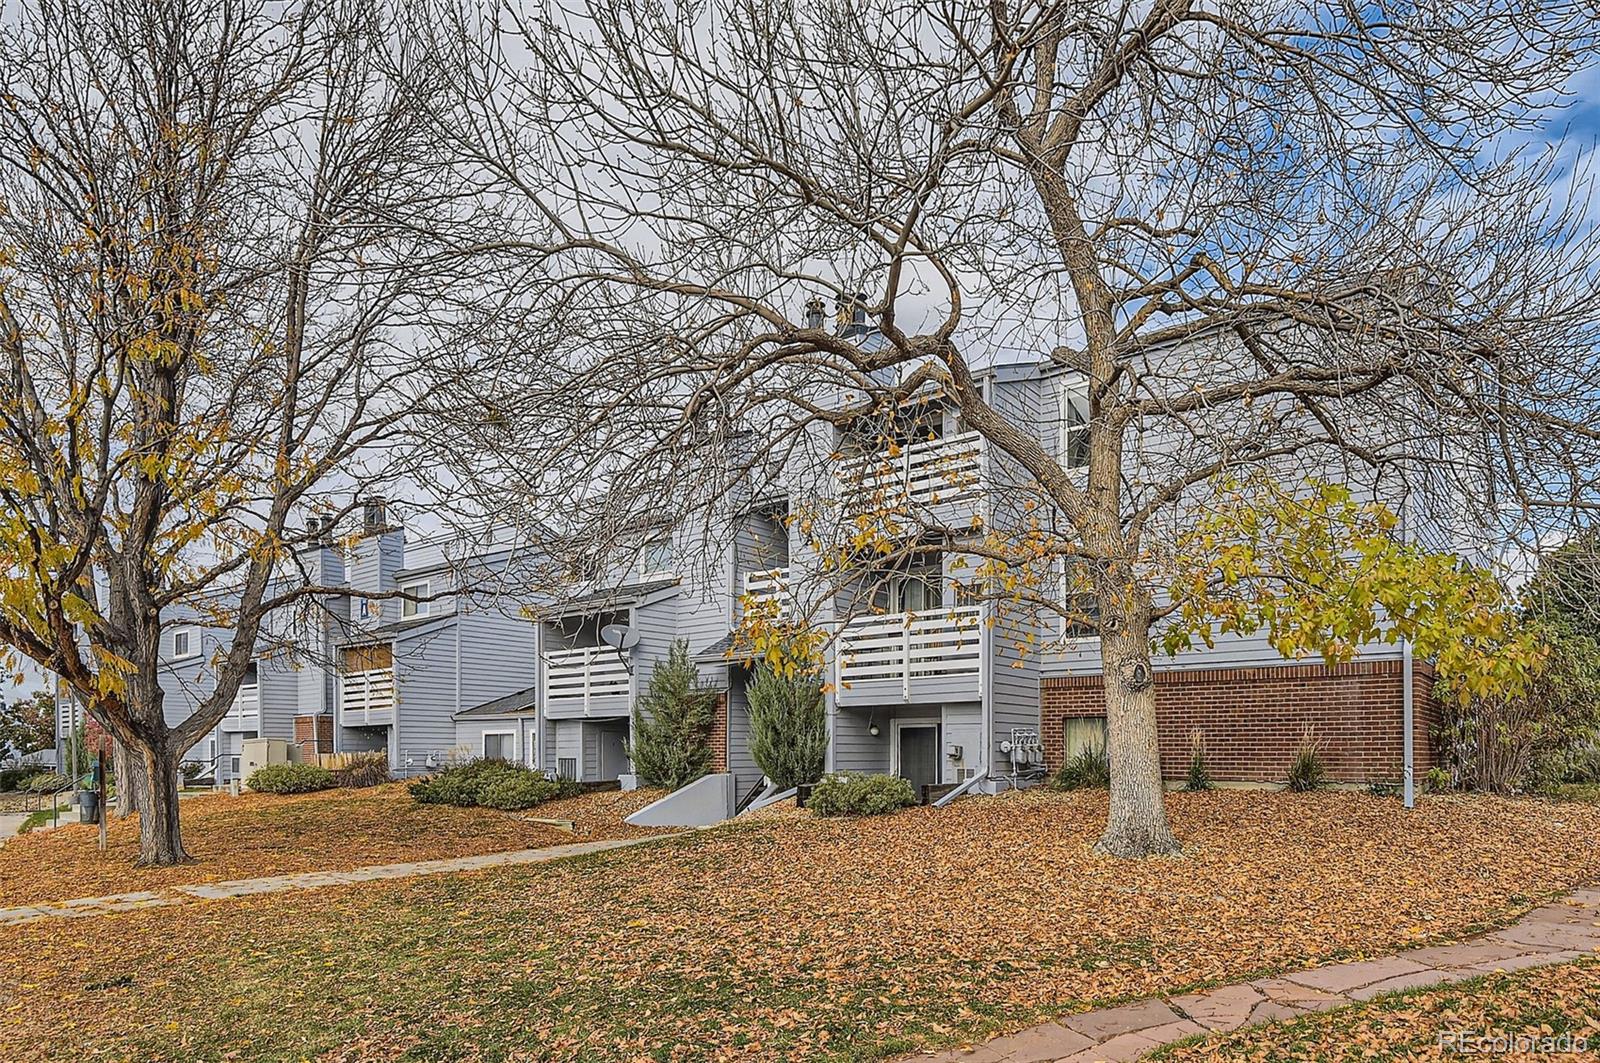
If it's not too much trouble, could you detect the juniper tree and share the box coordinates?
[628,641,719,790]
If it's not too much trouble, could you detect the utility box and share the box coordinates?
[240,738,296,787]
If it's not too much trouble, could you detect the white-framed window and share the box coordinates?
[482,731,515,762]
[640,536,675,578]
[1059,558,1099,640]
[400,580,430,619]
[240,661,259,689]
[1061,374,1090,470]
[171,628,197,659]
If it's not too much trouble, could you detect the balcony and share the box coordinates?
[741,566,793,621]
[340,668,395,725]
[836,431,984,518]
[835,605,984,704]
[544,646,633,717]
[219,685,260,732]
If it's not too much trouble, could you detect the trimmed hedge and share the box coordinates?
[247,763,335,794]
[409,760,581,810]
[806,772,917,817]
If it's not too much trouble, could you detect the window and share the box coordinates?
[640,536,675,578]
[1059,558,1099,639]
[240,662,258,689]
[482,732,514,762]
[171,629,196,659]
[1062,717,1108,760]
[1061,375,1090,470]
[400,580,430,619]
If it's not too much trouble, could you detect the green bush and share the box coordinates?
[1050,744,1110,790]
[628,640,718,790]
[806,772,917,817]
[747,666,827,790]
[1184,730,1213,792]
[0,764,47,792]
[1285,731,1327,792]
[331,752,389,789]
[409,759,578,809]
[477,773,582,811]
[23,771,70,794]
[247,763,335,794]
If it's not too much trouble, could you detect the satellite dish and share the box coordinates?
[599,624,640,650]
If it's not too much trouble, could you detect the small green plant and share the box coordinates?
[0,764,47,792]
[1184,730,1213,792]
[331,752,389,789]
[1051,744,1111,790]
[806,772,917,816]
[409,759,579,809]
[246,763,335,794]
[1285,729,1327,792]
[1425,765,1453,794]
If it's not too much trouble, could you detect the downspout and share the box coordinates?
[1401,491,1415,810]
[934,762,987,808]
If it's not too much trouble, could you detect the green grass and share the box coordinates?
[1547,782,1600,803]
[17,806,66,834]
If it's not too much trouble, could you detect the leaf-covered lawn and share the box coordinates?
[1,790,1597,1062]
[1158,957,1600,1062]
[0,783,666,907]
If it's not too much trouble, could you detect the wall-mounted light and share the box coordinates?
[868,714,881,738]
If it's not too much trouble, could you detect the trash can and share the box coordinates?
[77,790,98,824]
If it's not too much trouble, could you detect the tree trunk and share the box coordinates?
[1095,625,1181,858]
[112,737,143,818]
[134,743,189,866]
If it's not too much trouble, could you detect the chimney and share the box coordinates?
[803,296,825,330]
[836,292,869,337]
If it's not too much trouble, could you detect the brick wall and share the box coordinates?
[1040,660,1440,785]
[294,714,333,761]
[709,693,728,773]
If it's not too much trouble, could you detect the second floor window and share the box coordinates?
[171,629,196,659]
[1062,375,1090,470]
[1060,558,1100,640]
[640,537,675,578]
[400,581,430,619]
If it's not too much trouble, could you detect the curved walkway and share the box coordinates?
[904,885,1600,1063]
[0,835,660,927]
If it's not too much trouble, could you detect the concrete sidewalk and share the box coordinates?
[903,886,1600,1063]
[0,835,660,927]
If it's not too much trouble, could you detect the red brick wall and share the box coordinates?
[709,694,728,773]
[294,714,333,761]
[1041,660,1440,785]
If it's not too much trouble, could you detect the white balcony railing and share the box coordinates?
[545,646,631,712]
[742,566,793,621]
[837,431,984,513]
[341,668,395,719]
[837,606,984,699]
[223,686,260,730]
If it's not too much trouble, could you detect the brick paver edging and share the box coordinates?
[0,835,662,926]
[902,886,1600,1063]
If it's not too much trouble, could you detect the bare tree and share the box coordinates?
[0,0,493,864]
[430,0,1600,855]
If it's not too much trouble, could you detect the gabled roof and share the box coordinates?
[692,633,737,663]
[454,686,538,719]
[531,577,680,621]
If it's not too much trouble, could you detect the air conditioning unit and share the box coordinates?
[240,739,295,787]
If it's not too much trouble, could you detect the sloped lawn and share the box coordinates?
[1157,957,1600,1062]
[0,783,665,907]
[0,790,1597,1062]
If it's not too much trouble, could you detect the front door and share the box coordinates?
[896,724,940,794]
[597,724,630,781]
